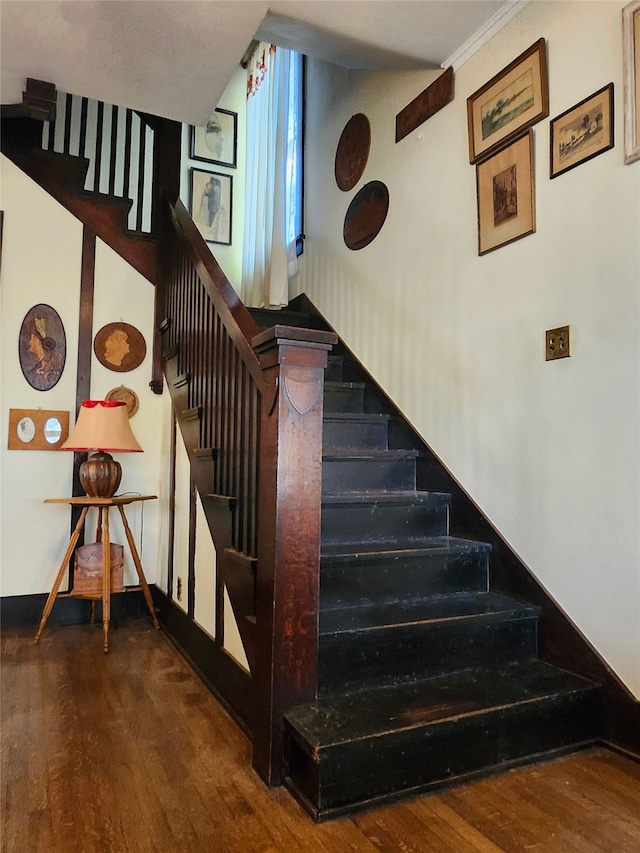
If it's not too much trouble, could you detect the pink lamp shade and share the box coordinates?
[62,400,142,497]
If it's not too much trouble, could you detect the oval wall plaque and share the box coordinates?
[343,181,390,250]
[335,113,371,191]
[94,323,147,373]
[19,304,66,391]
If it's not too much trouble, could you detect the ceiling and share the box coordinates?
[1,1,514,127]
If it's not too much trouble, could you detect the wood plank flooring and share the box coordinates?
[2,620,639,853]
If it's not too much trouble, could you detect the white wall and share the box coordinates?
[180,65,247,292]
[0,154,171,596]
[296,1,640,696]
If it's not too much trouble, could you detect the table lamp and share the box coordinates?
[62,400,142,497]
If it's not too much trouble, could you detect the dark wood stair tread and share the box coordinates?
[322,490,449,505]
[323,449,418,460]
[319,591,538,634]
[285,660,598,748]
[321,535,491,562]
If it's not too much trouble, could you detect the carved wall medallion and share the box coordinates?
[343,180,389,250]
[94,322,146,372]
[105,386,140,417]
[19,304,66,391]
[335,113,371,191]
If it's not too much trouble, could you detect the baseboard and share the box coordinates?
[1,587,147,628]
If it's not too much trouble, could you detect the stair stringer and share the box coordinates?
[1,116,157,284]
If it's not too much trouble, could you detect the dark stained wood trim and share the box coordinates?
[167,412,177,601]
[0,588,147,627]
[395,67,454,143]
[187,475,197,620]
[70,226,96,560]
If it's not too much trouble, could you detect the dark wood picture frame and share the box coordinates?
[190,168,233,246]
[190,108,238,168]
[476,130,536,256]
[623,1,640,164]
[467,38,548,164]
[550,84,614,178]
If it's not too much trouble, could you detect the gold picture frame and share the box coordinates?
[550,84,614,178]
[467,38,548,165]
[477,131,535,256]
[623,1,640,164]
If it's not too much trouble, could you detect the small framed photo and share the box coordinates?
[190,108,237,168]
[550,84,614,178]
[476,130,535,256]
[623,1,640,164]
[467,38,548,164]
[190,168,232,246]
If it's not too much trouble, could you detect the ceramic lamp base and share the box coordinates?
[80,451,122,498]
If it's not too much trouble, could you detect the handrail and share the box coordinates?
[169,197,266,393]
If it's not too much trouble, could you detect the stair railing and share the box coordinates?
[43,90,155,234]
[162,197,336,784]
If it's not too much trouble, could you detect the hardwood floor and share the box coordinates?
[2,620,639,853]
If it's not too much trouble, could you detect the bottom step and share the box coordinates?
[284,660,600,820]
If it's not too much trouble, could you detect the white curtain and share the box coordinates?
[242,43,299,308]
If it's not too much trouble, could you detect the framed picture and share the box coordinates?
[476,130,535,256]
[467,38,548,164]
[550,84,614,178]
[623,1,640,164]
[190,168,232,246]
[190,108,237,168]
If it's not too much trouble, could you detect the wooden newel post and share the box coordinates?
[252,324,337,785]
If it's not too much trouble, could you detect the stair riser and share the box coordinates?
[322,457,416,493]
[318,618,538,694]
[324,385,365,413]
[320,549,489,608]
[325,358,344,383]
[321,500,449,548]
[285,690,599,818]
[323,419,389,450]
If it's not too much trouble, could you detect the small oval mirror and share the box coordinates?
[44,417,62,444]
[17,416,36,443]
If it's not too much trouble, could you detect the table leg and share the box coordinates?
[34,507,89,644]
[96,507,103,542]
[117,504,160,630]
[102,508,111,653]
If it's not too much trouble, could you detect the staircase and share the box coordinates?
[250,306,600,821]
[2,87,604,819]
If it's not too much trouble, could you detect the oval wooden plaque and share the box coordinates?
[335,113,371,191]
[94,323,147,372]
[343,181,389,250]
[105,386,140,417]
[19,304,66,391]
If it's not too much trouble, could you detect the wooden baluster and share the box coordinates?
[252,325,337,785]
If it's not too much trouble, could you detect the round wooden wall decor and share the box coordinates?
[343,180,390,250]
[94,322,146,372]
[105,386,140,417]
[19,304,66,391]
[335,113,371,191]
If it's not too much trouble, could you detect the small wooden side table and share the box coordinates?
[34,495,160,652]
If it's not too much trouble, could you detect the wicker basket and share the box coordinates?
[74,542,125,595]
